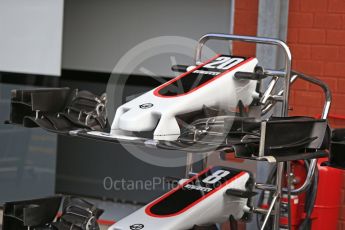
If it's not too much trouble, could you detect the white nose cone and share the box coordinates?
[111,54,258,141]
[119,107,159,132]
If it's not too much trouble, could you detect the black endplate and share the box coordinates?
[233,117,330,161]
[3,196,62,229]
[322,128,345,169]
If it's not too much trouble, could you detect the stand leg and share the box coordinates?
[273,162,284,230]
[185,153,209,178]
[260,192,278,230]
[185,152,194,178]
[287,161,292,230]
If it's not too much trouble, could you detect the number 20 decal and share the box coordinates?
[204,57,244,70]
[202,170,230,184]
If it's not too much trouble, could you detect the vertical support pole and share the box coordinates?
[202,153,208,170]
[257,0,290,115]
[287,161,292,229]
[185,152,194,178]
[256,0,289,69]
[185,153,209,178]
[273,162,284,229]
[229,0,235,54]
[256,1,291,229]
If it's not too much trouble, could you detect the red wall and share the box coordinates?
[288,1,345,228]
[233,0,345,228]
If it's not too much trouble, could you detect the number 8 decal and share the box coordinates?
[202,170,230,184]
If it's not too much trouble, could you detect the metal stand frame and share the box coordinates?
[195,34,291,230]
[193,34,332,230]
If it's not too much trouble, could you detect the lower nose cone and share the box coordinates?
[118,108,159,132]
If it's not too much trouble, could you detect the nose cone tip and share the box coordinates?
[118,108,159,132]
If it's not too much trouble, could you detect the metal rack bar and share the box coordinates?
[195,33,292,230]
[260,191,279,230]
[195,33,292,116]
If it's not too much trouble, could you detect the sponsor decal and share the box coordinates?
[130,224,144,230]
[139,103,153,109]
[184,184,212,192]
[192,69,220,75]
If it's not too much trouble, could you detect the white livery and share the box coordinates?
[109,167,250,230]
[111,55,259,141]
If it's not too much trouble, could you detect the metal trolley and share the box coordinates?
[190,33,332,230]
